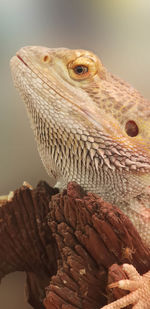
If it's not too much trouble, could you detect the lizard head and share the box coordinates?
[10,46,150,204]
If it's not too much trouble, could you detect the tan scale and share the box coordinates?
[10,46,150,248]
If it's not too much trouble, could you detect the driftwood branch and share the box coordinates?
[0,181,150,308]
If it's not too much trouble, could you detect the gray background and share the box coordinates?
[0,0,150,308]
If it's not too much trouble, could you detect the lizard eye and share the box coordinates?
[68,56,97,81]
[73,65,88,75]
[125,120,139,137]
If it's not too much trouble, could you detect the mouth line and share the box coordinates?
[14,54,120,137]
[17,54,28,67]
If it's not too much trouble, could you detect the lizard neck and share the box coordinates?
[25,99,148,206]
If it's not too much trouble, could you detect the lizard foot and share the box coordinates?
[101,263,150,308]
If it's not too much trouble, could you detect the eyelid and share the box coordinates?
[68,56,95,69]
[68,56,97,80]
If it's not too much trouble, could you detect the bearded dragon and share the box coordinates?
[10,46,150,308]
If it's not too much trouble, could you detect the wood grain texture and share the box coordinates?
[0,181,149,308]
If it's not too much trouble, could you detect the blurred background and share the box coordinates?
[0,0,150,308]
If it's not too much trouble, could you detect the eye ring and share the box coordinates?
[125,120,139,137]
[68,55,98,81]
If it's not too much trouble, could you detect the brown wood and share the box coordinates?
[0,181,150,308]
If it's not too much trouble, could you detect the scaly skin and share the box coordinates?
[10,46,150,308]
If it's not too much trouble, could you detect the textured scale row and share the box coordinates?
[10,45,150,232]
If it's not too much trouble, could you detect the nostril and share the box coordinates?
[125,120,139,137]
[42,54,51,64]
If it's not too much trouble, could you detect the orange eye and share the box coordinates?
[125,120,139,137]
[68,55,97,81]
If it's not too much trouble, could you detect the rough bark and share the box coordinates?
[0,181,150,309]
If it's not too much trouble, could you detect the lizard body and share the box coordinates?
[10,46,150,308]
